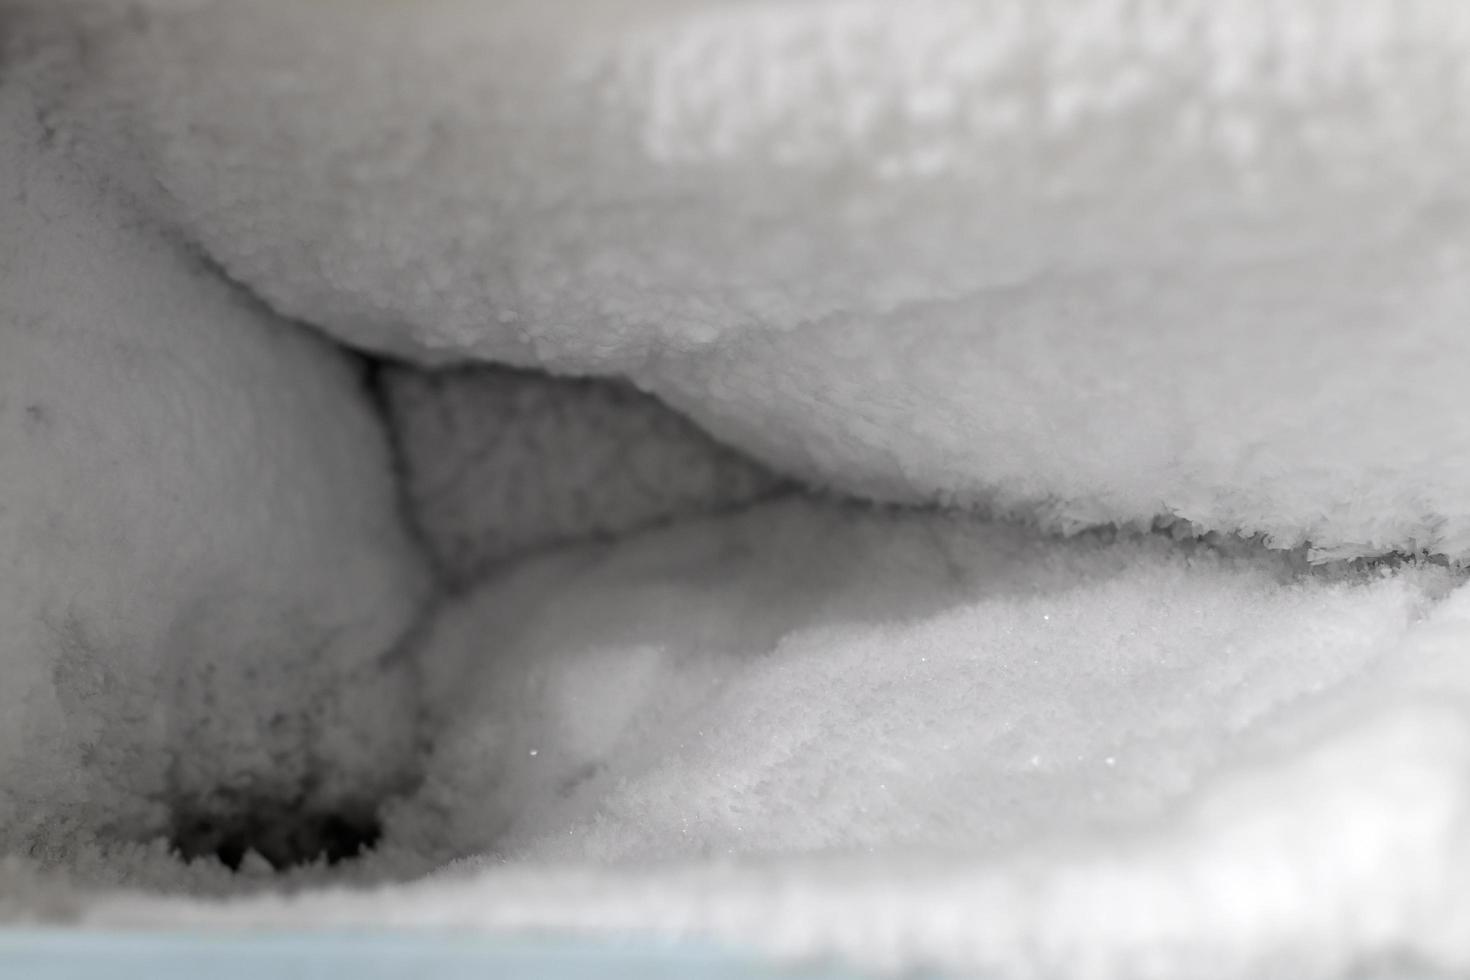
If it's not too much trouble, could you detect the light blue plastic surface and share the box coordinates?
[0,929,863,979]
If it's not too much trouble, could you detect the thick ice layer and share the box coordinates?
[62,501,1470,979]
[18,0,1470,558]
[0,81,431,855]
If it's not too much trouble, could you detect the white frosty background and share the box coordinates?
[3,2,1470,979]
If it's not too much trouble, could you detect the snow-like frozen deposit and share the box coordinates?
[23,0,1470,559]
[402,501,1458,866]
[4,2,1470,979]
[0,75,431,860]
[67,514,1470,978]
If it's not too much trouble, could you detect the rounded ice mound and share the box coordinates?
[0,78,431,860]
[25,0,1470,562]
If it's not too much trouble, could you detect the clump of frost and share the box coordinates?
[23,0,1470,561]
[68,501,1470,980]
[0,66,430,861]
